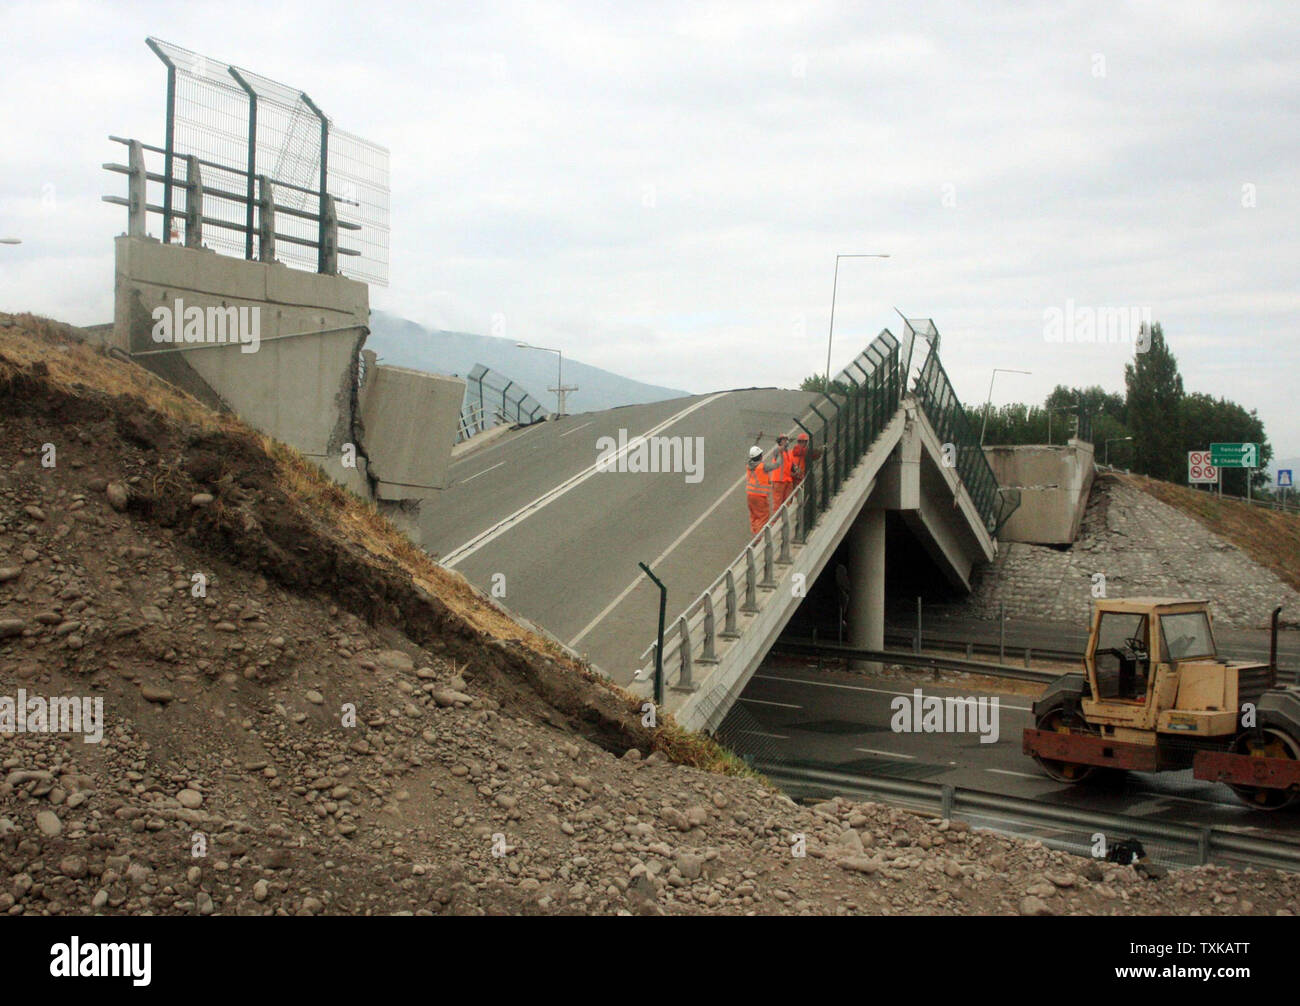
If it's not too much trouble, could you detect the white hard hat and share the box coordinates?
[748,446,762,459]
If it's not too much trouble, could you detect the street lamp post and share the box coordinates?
[516,342,578,417]
[825,253,890,391]
[1104,435,1133,466]
[979,368,1032,446]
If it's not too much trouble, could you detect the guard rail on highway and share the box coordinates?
[757,761,1300,873]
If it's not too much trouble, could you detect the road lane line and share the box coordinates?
[568,469,745,647]
[458,461,504,485]
[558,421,593,438]
[739,697,802,709]
[853,747,915,759]
[985,768,1043,780]
[442,393,726,567]
[739,730,790,740]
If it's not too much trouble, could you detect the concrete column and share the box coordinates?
[848,507,886,659]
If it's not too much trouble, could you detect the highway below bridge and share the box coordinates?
[725,656,1300,856]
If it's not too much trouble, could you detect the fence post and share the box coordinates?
[320,193,339,275]
[126,140,147,238]
[742,547,759,613]
[183,155,203,248]
[760,525,776,588]
[638,562,666,708]
[700,593,719,664]
[674,614,697,692]
[793,483,807,545]
[777,505,793,564]
[257,176,276,261]
[722,568,739,638]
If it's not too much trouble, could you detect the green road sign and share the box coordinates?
[1209,442,1258,468]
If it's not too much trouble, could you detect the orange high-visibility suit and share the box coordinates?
[791,439,821,487]
[746,463,772,534]
[771,444,795,509]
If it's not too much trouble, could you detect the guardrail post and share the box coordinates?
[320,193,339,275]
[257,176,276,261]
[1198,827,1211,865]
[793,483,807,544]
[700,593,719,664]
[777,506,793,564]
[127,140,147,238]
[674,614,697,692]
[183,155,203,248]
[760,525,776,589]
[742,547,759,613]
[1023,647,1031,668]
[638,562,666,707]
[941,783,955,820]
[722,568,740,637]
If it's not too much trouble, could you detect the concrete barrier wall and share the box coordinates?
[113,235,372,497]
[359,359,466,499]
[984,440,1095,544]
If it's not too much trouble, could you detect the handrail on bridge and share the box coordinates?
[102,136,361,271]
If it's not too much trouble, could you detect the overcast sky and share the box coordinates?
[2,1,1297,458]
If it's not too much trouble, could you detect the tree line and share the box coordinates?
[971,324,1272,494]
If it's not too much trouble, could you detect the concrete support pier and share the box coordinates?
[849,507,885,668]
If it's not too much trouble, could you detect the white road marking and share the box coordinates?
[558,421,593,439]
[739,697,802,709]
[1134,791,1233,809]
[569,466,746,646]
[443,393,727,567]
[459,461,504,485]
[739,730,790,740]
[753,673,1032,711]
[985,768,1044,780]
[854,747,915,760]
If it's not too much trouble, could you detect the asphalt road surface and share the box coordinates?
[421,389,820,681]
[725,657,1300,844]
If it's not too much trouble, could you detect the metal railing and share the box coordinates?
[461,364,547,436]
[103,136,361,272]
[636,331,903,694]
[756,762,1300,872]
[913,344,1016,534]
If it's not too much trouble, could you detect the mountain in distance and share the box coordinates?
[366,311,690,414]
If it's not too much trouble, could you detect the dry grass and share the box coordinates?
[1121,472,1300,595]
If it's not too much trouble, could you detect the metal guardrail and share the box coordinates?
[638,479,810,691]
[756,761,1300,872]
[461,364,547,437]
[776,635,1299,686]
[771,639,1060,683]
[103,136,361,272]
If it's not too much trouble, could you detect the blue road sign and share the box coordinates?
[1279,469,1294,488]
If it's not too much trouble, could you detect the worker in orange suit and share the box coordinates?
[745,445,780,534]
[790,432,822,487]
[771,434,796,509]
